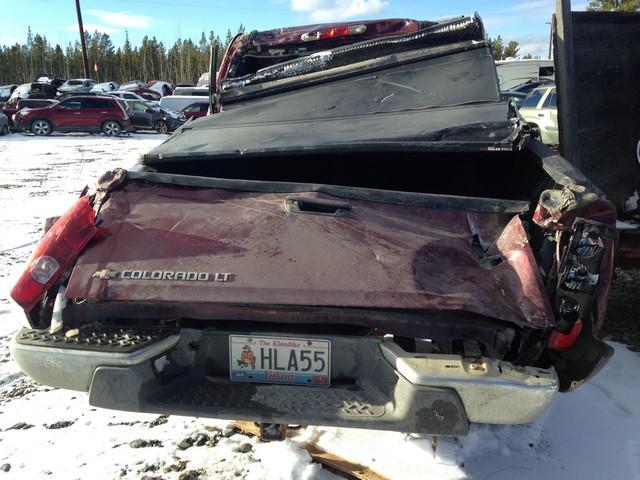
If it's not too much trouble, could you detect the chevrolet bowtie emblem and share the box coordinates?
[93,269,120,280]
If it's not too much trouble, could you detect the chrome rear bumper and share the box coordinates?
[380,342,558,424]
[11,327,558,433]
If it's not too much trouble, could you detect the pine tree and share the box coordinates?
[0,24,252,85]
[587,0,639,11]
[503,41,520,59]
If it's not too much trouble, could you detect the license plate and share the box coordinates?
[229,335,331,387]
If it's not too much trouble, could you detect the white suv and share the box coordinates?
[519,85,558,146]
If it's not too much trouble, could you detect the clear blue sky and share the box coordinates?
[0,0,588,57]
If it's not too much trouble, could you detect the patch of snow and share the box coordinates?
[618,220,640,230]
[625,190,639,213]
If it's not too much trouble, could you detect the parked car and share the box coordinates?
[91,82,120,93]
[35,75,67,90]
[127,100,184,133]
[14,95,132,136]
[58,79,97,94]
[2,98,58,128]
[9,14,616,437]
[500,91,527,109]
[8,82,58,102]
[108,90,156,104]
[146,80,173,97]
[172,86,209,97]
[510,79,555,96]
[0,111,9,135]
[181,101,209,119]
[0,84,18,102]
[119,80,145,90]
[519,85,558,145]
[119,83,162,101]
[160,95,208,113]
[196,71,210,87]
[56,91,101,102]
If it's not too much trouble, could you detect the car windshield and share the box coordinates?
[67,80,83,86]
[521,88,545,109]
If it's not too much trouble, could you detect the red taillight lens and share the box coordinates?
[10,196,97,311]
[548,321,583,350]
[301,24,367,42]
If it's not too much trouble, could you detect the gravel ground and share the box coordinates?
[604,268,640,351]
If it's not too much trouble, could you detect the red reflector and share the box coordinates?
[10,196,97,311]
[326,26,349,38]
[548,321,583,350]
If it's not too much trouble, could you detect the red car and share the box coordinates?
[120,84,162,101]
[180,101,209,119]
[1,98,58,127]
[14,95,132,136]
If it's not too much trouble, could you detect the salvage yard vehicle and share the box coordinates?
[159,95,208,113]
[108,90,150,103]
[2,98,58,128]
[14,95,132,136]
[146,80,173,97]
[10,14,616,436]
[180,101,209,119]
[91,82,120,94]
[0,84,18,102]
[127,100,185,133]
[58,78,96,94]
[8,82,58,102]
[0,111,9,135]
[519,85,559,146]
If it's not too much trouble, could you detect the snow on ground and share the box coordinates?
[1,133,639,480]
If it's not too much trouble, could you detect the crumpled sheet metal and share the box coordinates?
[221,15,484,91]
[67,182,555,329]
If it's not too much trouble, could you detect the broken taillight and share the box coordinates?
[301,24,367,42]
[10,195,97,311]
[547,220,613,351]
[548,321,583,350]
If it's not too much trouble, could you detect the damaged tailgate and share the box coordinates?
[65,171,554,330]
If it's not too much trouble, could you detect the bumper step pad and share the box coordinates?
[159,378,386,417]
[16,326,178,353]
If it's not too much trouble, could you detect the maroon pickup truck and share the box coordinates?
[10,14,615,436]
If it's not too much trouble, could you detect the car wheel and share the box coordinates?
[154,120,168,134]
[31,119,52,136]
[102,120,121,136]
[0,125,8,136]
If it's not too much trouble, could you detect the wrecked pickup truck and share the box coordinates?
[10,14,616,436]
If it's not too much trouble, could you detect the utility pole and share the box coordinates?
[75,0,90,78]
[547,20,553,59]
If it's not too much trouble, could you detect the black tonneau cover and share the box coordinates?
[144,38,525,166]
